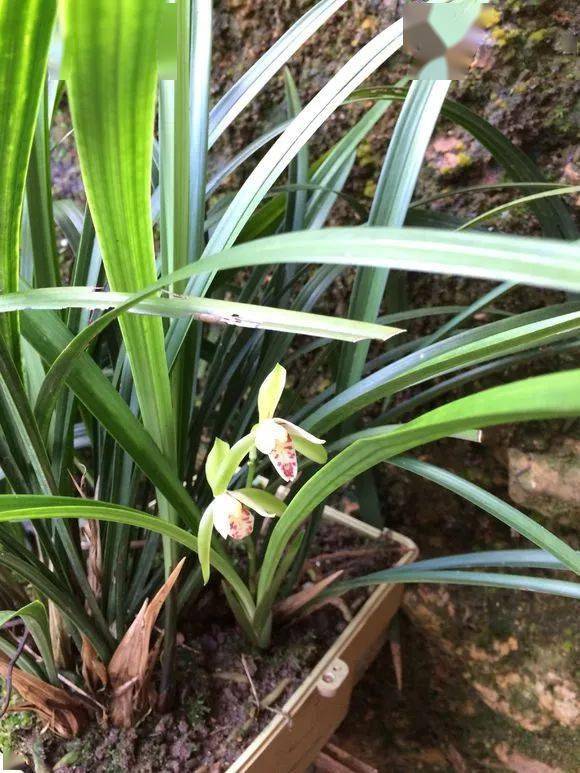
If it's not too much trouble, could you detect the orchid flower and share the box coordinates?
[198,438,286,582]
[205,487,284,541]
[207,491,256,541]
[253,364,326,482]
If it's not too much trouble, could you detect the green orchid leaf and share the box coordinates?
[0,0,56,363]
[0,496,255,621]
[332,571,580,600]
[257,368,580,606]
[0,600,57,685]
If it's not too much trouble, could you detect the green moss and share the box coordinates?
[491,26,520,47]
[480,7,501,28]
[0,710,34,755]
[440,152,473,176]
[363,179,377,199]
[528,28,551,45]
[356,140,377,168]
[185,694,210,728]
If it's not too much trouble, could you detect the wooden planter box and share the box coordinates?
[230,508,418,773]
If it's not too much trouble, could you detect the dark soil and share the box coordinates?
[16,525,404,772]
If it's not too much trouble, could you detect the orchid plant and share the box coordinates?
[0,0,578,742]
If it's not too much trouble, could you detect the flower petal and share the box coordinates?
[198,505,215,584]
[257,364,286,422]
[212,494,234,539]
[277,419,325,445]
[205,438,231,495]
[254,418,288,455]
[269,436,298,482]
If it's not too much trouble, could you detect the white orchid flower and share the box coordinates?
[253,364,326,483]
[206,487,282,541]
[209,491,256,541]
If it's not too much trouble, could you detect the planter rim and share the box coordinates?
[228,506,418,772]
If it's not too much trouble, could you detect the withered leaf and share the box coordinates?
[107,558,185,727]
[0,653,87,738]
[274,570,343,619]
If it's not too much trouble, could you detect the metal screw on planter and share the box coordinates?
[316,658,349,698]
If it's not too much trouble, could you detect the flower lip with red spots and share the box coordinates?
[211,492,254,541]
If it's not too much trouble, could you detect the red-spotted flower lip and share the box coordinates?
[211,492,254,541]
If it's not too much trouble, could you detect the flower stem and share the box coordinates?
[245,536,258,595]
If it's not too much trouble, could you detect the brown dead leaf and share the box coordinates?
[0,654,88,738]
[390,638,403,693]
[274,570,343,619]
[82,520,102,600]
[49,602,73,669]
[495,743,563,773]
[107,558,185,727]
[81,635,108,692]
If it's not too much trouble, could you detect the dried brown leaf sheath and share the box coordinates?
[274,570,343,619]
[107,558,185,727]
[0,654,88,738]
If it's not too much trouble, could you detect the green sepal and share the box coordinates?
[197,505,215,584]
[258,363,286,421]
[233,488,286,518]
[293,435,328,465]
[206,438,231,495]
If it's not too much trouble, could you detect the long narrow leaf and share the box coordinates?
[0,601,57,685]
[0,497,255,620]
[0,0,56,363]
[459,186,580,232]
[337,80,450,393]
[208,0,347,146]
[165,19,404,365]
[387,456,580,573]
[348,87,577,240]
[1,288,402,343]
[333,571,580,599]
